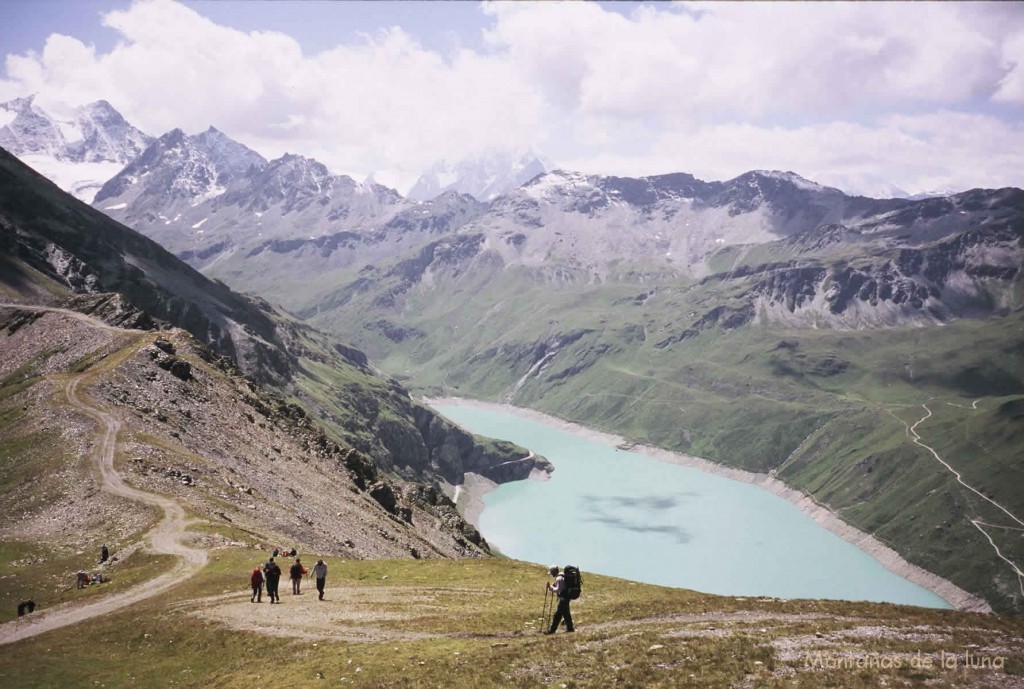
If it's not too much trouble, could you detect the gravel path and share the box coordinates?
[0,308,209,646]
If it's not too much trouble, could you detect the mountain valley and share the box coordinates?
[1,99,1022,619]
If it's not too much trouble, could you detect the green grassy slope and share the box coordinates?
[2,551,1022,688]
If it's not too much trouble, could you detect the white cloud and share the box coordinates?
[995,32,1024,104]
[484,1,1019,119]
[561,113,1024,196]
[1,0,1023,195]
[1,0,546,189]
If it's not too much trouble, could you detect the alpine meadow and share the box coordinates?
[1,2,1023,688]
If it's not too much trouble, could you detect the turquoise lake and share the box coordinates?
[433,403,950,608]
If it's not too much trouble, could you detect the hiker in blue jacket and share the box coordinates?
[544,565,574,634]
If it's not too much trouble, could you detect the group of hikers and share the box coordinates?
[249,548,328,603]
[52,539,580,638]
[61,541,579,636]
[73,544,111,590]
[244,553,583,635]
[75,570,107,588]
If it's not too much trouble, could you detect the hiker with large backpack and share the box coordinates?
[544,565,582,634]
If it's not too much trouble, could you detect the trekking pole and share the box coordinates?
[540,585,550,628]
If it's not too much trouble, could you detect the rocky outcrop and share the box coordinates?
[654,303,755,349]
[67,293,162,331]
[410,404,553,485]
[711,218,1024,328]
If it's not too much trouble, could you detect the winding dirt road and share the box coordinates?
[900,402,1024,599]
[0,306,209,645]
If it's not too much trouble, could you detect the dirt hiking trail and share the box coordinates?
[0,305,208,645]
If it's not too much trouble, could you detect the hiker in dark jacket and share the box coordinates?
[264,558,282,603]
[290,558,305,595]
[100,544,109,563]
[544,565,574,634]
[250,565,264,603]
[311,559,328,600]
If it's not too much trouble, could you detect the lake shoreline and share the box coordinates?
[425,395,991,614]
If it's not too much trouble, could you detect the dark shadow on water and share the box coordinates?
[579,494,694,544]
[580,493,699,512]
[583,515,692,544]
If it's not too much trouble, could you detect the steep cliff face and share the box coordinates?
[748,219,1022,329]
[410,404,553,484]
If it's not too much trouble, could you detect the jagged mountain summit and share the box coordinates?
[93,128,410,275]
[95,126,267,207]
[0,96,153,201]
[92,126,268,249]
[0,96,65,158]
[407,149,551,202]
[309,167,1022,337]
[89,149,1020,338]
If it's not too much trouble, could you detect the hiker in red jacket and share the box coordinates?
[250,565,264,603]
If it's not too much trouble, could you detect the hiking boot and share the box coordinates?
[543,630,555,635]
[566,628,575,633]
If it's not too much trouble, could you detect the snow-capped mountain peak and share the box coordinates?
[407,148,552,202]
[0,95,67,158]
[521,169,594,201]
[69,100,152,164]
[0,97,154,201]
[94,126,266,207]
[748,170,835,193]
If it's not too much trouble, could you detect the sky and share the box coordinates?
[2,0,1024,196]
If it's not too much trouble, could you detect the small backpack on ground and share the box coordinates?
[563,565,582,600]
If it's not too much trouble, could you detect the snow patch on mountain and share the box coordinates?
[753,170,835,193]
[19,155,125,203]
[522,170,593,201]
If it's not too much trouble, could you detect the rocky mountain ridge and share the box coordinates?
[26,111,1004,337]
[93,130,410,283]
[295,172,1021,341]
